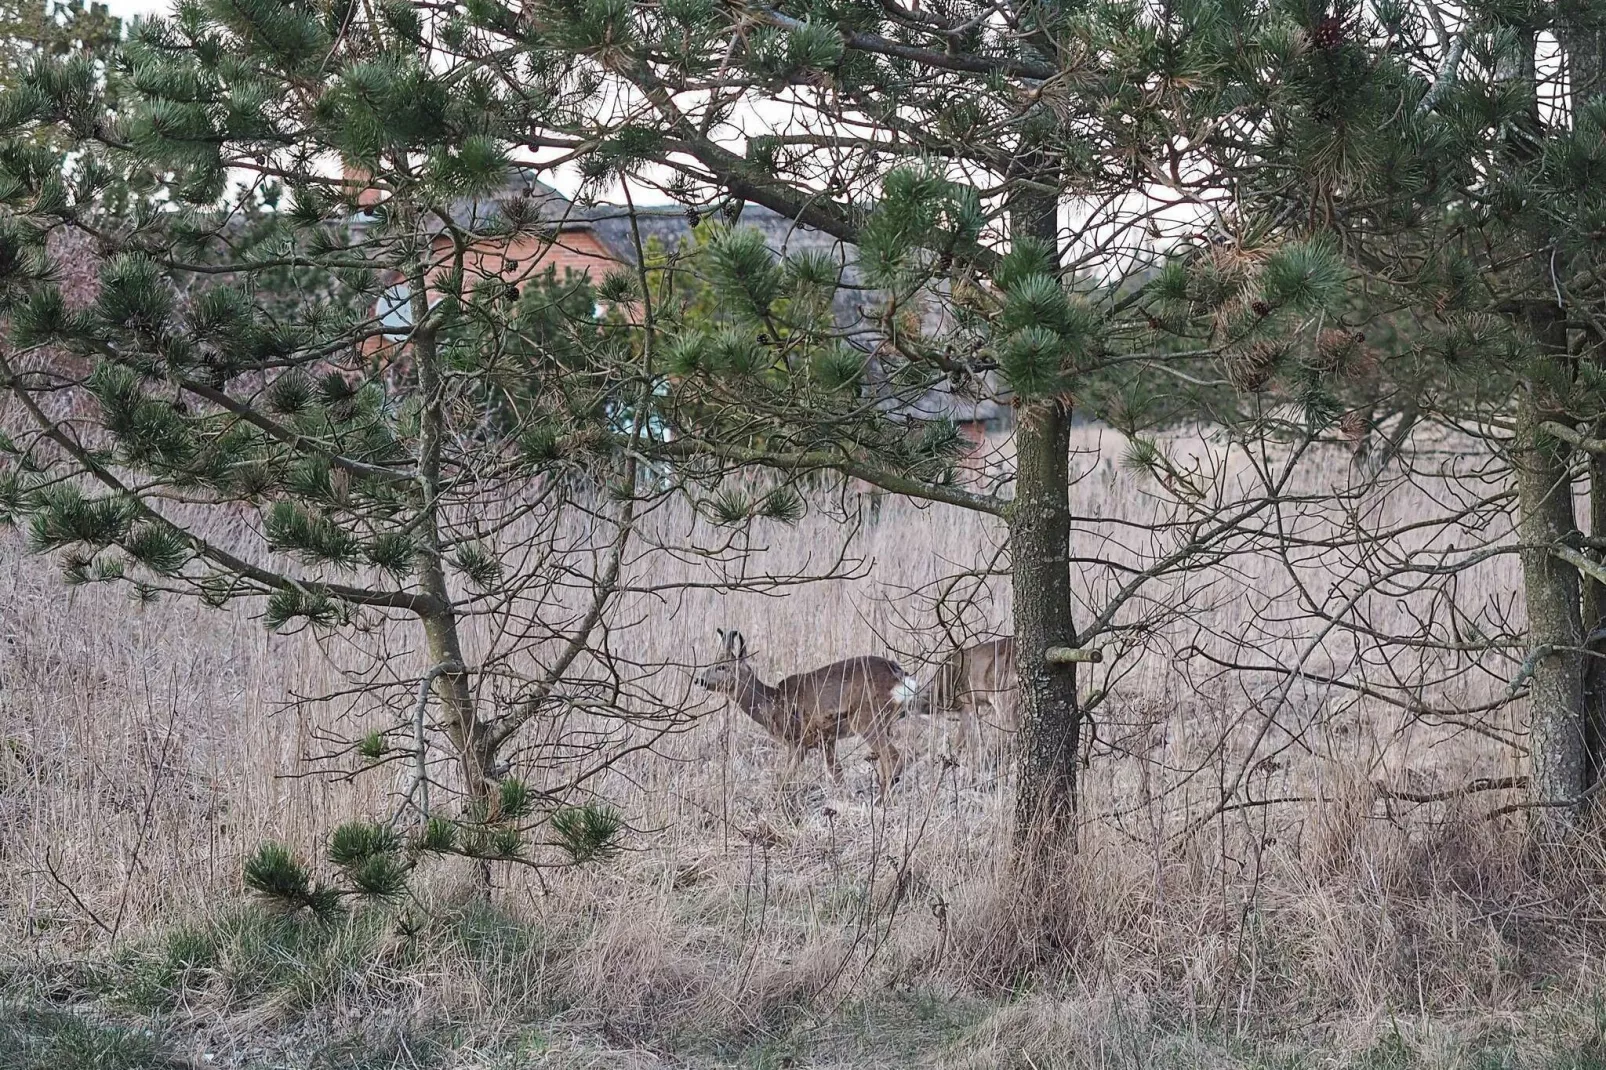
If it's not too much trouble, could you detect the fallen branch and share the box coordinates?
[1216,795,1312,815]
[1374,775,1526,804]
[1485,777,1606,821]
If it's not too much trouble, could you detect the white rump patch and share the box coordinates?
[891,677,919,705]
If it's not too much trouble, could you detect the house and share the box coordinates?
[347,167,1012,439]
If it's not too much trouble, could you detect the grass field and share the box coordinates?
[3,426,1604,1069]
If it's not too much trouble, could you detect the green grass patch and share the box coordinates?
[110,905,405,1014]
[1346,1029,1415,1070]
[442,900,569,1011]
[30,902,1606,1069]
[0,1004,187,1070]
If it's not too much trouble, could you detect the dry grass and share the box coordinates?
[3,425,1606,1068]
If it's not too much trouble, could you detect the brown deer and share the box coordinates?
[695,628,917,795]
[907,637,1017,759]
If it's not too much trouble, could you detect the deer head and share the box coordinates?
[696,628,749,694]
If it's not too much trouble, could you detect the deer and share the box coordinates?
[906,637,1017,760]
[695,628,918,796]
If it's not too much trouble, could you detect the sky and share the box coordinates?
[101,0,160,18]
[80,0,1199,234]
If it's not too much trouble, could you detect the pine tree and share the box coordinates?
[0,0,1399,871]
[1216,0,1606,838]
[498,0,1375,854]
[0,0,810,876]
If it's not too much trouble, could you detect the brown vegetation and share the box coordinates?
[2,428,1604,1067]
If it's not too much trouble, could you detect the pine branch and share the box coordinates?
[182,380,420,487]
[1,356,438,616]
[1553,544,1606,589]
[1540,420,1606,455]
[656,437,1006,515]
[754,8,1057,81]
[397,660,463,828]
[1414,36,1463,118]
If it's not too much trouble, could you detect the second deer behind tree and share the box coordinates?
[696,628,916,796]
[905,637,1018,760]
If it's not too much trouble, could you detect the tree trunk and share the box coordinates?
[1515,333,1588,840]
[1508,24,1605,843]
[421,602,492,804]
[1008,185,1082,857]
[411,290,495,808]
[1567,0,1606,812]
[1585,443,1606,794]
[1010,397,1081,850]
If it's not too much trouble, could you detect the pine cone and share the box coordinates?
[1313,15,1345,50]
[684,206,701,227]
[1251,299,1271,318]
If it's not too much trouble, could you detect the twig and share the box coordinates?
[111,700,182,943]
[1216,795,1312,815]
[42,849,113,937]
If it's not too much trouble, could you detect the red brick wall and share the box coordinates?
[359,226,624,367]
[511,230,619,280]
[427,229,619,289]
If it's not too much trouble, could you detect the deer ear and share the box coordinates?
[731,631,747,659]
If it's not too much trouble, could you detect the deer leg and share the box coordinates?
[778,740,807,789]
[879,737,905,797]
[953,703,981,762]
[946,707,967,759]
[823,734,845,785]
[866,724,903,797]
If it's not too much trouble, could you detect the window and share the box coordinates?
[606,378,672,443]
[377,282,414,336]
